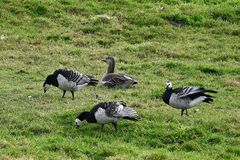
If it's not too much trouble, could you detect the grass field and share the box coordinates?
[0,0,240,159]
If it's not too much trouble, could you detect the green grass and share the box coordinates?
[0,0,240,159]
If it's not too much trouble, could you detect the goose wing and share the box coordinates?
[174,87,206,98]
[104,101,125,117]
[103,73,136,87]
[105,102,138,119]
[92,101,125,117]
[93,101,138,121]
[55,69,91,85]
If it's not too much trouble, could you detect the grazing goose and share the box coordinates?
[43,68,98,100]
[162,81,217,116]
[75,101,138,130]
[101,56,138,88]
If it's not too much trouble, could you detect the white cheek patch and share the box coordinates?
[166,81,172,88]
[75,118,82,126]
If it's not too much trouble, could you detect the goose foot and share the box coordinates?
[62,90,66,98]
[71,91,74,100]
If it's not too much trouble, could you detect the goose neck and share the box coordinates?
[107,60,115,73]
[85,112,97,123]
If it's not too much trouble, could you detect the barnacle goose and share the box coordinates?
[101,56,138,88]
[162,81,217,116]
[43,68,98,100]
[75,101,138,130]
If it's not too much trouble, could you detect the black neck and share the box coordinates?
[85,112,97,123]
[107,60,115,73]
[162,88,173,105]
[44,74,58,87]
[51,76,58,87]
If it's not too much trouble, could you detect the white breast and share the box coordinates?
[94,108,118,124]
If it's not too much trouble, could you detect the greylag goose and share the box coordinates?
[43,68,98,100]
[75,101,138,130]
[162,81,217,116]
[101,56,138,88]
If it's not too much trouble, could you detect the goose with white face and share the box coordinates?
[162,81,217,116]
[43,68,98,100]
[74,101,139,130]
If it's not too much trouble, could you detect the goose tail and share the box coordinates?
[88,78,99,86]
[122,107,139,121]
[203,89,217,103]
[203,97,214,103]
[86,75,98,86]
[204,89,217,93]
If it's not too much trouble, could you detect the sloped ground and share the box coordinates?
[0,0,239,159]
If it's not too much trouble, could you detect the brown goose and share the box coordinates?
[101,56,138,88]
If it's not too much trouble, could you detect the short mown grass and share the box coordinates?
[0,0,240,159]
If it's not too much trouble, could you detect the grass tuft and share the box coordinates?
[198,66,223,75]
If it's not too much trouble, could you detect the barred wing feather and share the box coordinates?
[55,69,91,85]
[107,104,138,120]
[176,87,205,98]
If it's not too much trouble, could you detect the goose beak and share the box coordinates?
[43,84,50,93]
[43,86,47,93]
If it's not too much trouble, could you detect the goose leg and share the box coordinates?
[181,109,184,116]
[71,91,74,100]
[112,122,117,131]
[94,85,99,99]
[101,124,104,130]
[186,109,189,116]
[62,90,66,98]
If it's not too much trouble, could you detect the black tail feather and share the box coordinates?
[123,117,139,121]
[133,81,138,85]
[203,97,214,103]
[204,89,217,93]
[204,93,215,98]
[88,78,99,86]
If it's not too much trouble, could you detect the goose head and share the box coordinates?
[102,56,115,73]
[75,112,89,127]
[166,80,173,89]
[43,74,55,93]
[102,56,115,64]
